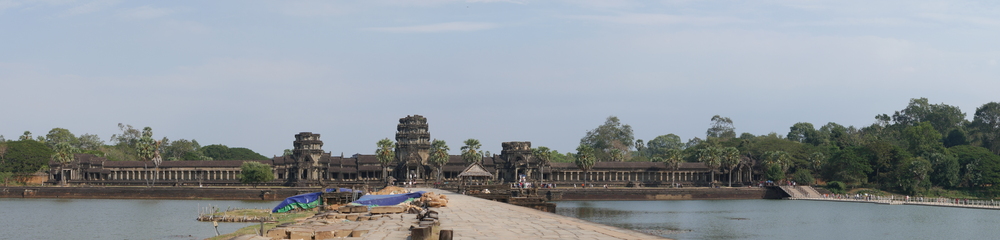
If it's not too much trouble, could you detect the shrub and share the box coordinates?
[826,181,847,194]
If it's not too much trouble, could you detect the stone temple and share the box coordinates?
[49,115,748,187]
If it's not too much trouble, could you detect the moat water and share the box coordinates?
[554,199,1000,240]
[5,198,1000,239]
[0,198,277,239]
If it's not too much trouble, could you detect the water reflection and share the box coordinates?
[555,199,1000,240]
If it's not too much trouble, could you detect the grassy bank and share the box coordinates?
[204,209,315,240]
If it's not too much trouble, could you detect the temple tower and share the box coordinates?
[289,132,324,186]
[395,115,431,181]
[500,141,539,182]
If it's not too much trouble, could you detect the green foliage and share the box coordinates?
[376,138,395,166]
[891,97,967,138]
[825,181,847,194]
[706,115,736,139]
[0,140,54,173]
[971,102,1000,155]
[764,164,785,181]
[0,172,14,186]
[824,147,872,186]
[460,139,482,164]
[792,169,815,185]
[200,145,269,160]
[163,139,205,160]
[902,122,944,157]
[429,139,449,180]
[581,116,634,161]
[532,146,552,165]
[950,145,1000,190]
[238,161,274,187]
[646,134,683,156]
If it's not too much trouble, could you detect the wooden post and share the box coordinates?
[440,229,453,240]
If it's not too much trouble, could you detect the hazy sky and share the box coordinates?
[2,0,998,156]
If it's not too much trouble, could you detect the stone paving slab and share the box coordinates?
[409,188,669,240]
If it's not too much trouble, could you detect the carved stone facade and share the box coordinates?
[395,115,430,182]
[48,115,746,187]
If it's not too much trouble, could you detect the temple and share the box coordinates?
[49,115,756,187]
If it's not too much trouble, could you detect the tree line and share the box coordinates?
[0,123,270,182]
[542,98,1000,197]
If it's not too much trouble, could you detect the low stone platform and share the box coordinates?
[409,188,668,240]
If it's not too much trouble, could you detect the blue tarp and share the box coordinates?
[350,191,425,207]
[272,192,324,213]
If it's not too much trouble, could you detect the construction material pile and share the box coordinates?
[416,192,449,208]
[370,186,408,195]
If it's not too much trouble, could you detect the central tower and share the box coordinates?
[395,115,431,181]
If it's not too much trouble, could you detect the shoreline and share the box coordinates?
[792,197,1000,210]
[1,186,772,201]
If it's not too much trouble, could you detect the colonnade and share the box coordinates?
[107,169,241,181]
[551,171,709,182]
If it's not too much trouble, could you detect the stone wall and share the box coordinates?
[549,188,767,201]
[0,187,313,200]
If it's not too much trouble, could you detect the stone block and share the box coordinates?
[337,205,354,213]
[370,205,406,214]
[265,228,288,239]
[334,229,354,237]
[350,229,369,237]
[286,228,314,240]
[351,205,369,213]
[314,230,336,239]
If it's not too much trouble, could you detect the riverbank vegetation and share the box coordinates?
[0,124,270,179]
[205,209,314,240]
[533,98,1000,198]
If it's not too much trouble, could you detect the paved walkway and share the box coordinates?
[410,188,668,240]
[793,197,1000,210]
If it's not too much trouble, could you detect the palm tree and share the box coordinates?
[808,152,826,172]
[429,139,450,182]
[575,145,596,187]
[51,142,79,186]
[460,139,482,165]
[763,151,792,181]
[136,127,162,187]
[532,146,553,183]
[697,147,722,184]
[663,149,683,188]
[721,147,741,187]
[376,138,395,184]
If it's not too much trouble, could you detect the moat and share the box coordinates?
[5,197,1000,239]
[555,199,1000,240]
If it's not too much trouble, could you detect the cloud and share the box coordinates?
[571,13,743,25]
[118,5,171,19]
[366,22,497,33]
[62,0,118,16]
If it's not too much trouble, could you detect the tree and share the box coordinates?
[646,134,684,156]
[0,172,12,187]
[720,147,741,187]
[808,152,826,172]
[460,139,482,165]
[163,139,204,161]
[892,98,967,137]
[574,145,596,187]
[951,145,1000,190]
[971,102,1000,155]
[532,146,553,165]
[376,138,395,184]
[44,128,77,148]
[663,149,683,187]
[283,149,293,157]
[792,169,815,185]
[928,152,959,188]
[200,145,268,160]
[239,161,274,188]
[697,147,722,183]
[762,151,792,180]
[75,133,103,151]
[18,131,32,141]
[902,122,944,157]
[429,139,450,182]
[707,115,736,139]
[0,140,53,174]
[581,116,634,161]
[824,147,872,186]
[136,127,162,187]
[51,142,79,186]
[894,157,931,195]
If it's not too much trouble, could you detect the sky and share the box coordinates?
[1,0,999,157]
